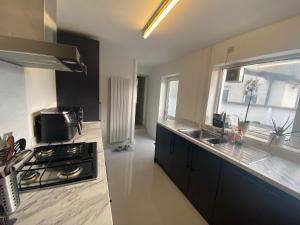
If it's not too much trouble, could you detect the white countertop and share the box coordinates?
[158,120,300,200]
[10,122,113,225]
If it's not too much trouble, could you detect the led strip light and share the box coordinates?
[143,0,180,39]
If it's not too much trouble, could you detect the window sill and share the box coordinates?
[244,133,300,154]
[244,133,269,143]
[239,134,300,165]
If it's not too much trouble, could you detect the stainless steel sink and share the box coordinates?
[178,129,201,139]
[203,138,228,146]
[178,128,269,165]
[178,129,216,140]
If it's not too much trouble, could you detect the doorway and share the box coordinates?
[135,76,147,127]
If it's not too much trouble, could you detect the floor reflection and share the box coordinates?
[105,128,208,225]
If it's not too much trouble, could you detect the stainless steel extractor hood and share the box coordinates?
[0,35,87,73]
[0,0,87,74]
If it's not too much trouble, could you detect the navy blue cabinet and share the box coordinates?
[170,134,192,195]
[154,124,173,174]
[213,161,300,225]
[187,144,221,223]
[154,124,300,225]
[155,125,193,195]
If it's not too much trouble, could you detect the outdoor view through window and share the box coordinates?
[219,59,300,147]
[165,78,179,119]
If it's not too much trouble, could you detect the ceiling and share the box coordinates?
[57,0,300,66]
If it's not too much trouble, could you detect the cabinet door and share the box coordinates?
[56,31,100,121]
[155,125,173,174]
[213,161,262,225]
[213,161,300,225]
[170,134,192,195]
[187,144,221,223]
[258,186,300,225]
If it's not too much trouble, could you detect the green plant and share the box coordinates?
[270,116,300,145]
[271,117,294,136]
[244,79,259,122]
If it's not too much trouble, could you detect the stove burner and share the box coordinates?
[67,146,80,154]
[36,148,54,158]
[21,171,40,184]
[17,142,97,192]
[57,166,83,179]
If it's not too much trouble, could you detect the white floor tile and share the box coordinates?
[105,128,208,225]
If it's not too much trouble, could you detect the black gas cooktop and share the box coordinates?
[16,142,97,192]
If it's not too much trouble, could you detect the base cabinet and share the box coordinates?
[154,124,300,225]
[212,161,300,225]
[155,124,173,174]
[170,135,192,196]
[187,144,221,223]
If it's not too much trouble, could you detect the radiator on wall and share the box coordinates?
[109,77,130,144]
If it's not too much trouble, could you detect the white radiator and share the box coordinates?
[109,77,130,144]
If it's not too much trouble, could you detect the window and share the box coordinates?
[164,77,179,119]
[215,58,300,148]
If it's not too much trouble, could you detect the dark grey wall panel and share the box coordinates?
[56,31,100,121]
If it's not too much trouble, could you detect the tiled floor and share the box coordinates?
[105,128,208,225]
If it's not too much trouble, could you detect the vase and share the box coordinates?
[269,133,285,146]
[238,121,250,135]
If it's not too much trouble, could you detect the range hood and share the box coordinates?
[0,0,86,74]
[0,35,87,73]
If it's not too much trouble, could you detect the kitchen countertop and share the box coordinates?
[158,119,300,200]
[10,122,113,225]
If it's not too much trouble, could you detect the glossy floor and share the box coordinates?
[105,128,208,225]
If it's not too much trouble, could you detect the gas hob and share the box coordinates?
[16,142,97,192]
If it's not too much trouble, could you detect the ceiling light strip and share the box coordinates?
[143,0,180,39]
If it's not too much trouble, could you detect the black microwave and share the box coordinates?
[34,107,83,143]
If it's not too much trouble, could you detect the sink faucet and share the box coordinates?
[221,113,227,140]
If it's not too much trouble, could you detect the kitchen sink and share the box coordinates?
[178,129,216,140]
[178,128,269,164]
[178,129,201,139]
[203,138,228,145]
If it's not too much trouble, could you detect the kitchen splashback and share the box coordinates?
[0,61,29,142]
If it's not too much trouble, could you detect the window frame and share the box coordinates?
[210,58,300,150]
[164,76,179,120]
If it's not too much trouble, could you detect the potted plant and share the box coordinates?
[269,117,299,146]
[238,79,259,134]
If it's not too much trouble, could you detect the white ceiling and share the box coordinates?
[57,0,300,66]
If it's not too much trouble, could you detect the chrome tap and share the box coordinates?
[221,113,227,140]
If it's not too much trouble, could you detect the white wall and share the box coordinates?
[209,16,300,67]
[146,15,300,139]
[138,65,152,76]
[146,48,211,138]
[0,63,57,145]
[0,62,29,141]
[100,46,137,143]
[24,68,57,143]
